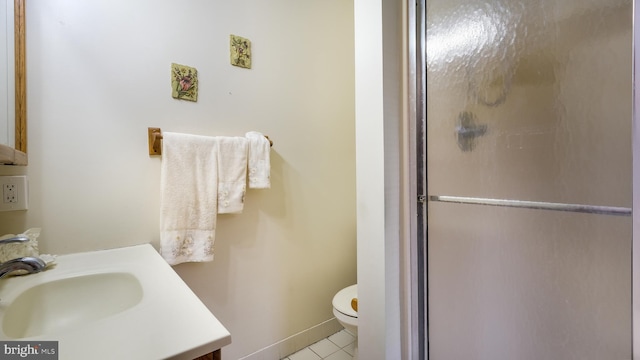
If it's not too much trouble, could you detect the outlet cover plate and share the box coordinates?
[0,175,28,211]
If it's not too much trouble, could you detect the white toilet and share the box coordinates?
[332,284,358,358]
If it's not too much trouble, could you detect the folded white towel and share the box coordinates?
[217,136,248,214]
[245,131,271,189]
[160,132,218,265]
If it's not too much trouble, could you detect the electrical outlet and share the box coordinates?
[3,184,17,203]
[0,176,27,211]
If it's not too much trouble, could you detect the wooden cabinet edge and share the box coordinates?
[193,349,221,360]
[0,143,27,165]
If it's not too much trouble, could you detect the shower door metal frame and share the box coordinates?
[409,0,427,358]
[632,1,640,358]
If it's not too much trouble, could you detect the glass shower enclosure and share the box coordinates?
[425,0,633,358]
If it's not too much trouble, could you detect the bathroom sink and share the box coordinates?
[2,272,143,338]
[0,244,231,359]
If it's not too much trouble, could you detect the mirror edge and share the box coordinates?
[14,0,25,155]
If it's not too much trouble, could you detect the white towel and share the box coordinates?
[217,136,248,214]
[160,132,218,265]
[245,131,271,189]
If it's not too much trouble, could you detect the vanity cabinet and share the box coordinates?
[193,349,221,360]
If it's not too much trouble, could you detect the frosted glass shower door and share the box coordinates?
[426,0,632,359]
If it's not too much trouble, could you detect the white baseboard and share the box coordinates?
[239,318,343,360]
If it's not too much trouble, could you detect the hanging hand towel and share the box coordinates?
[217,136,248,214]
[160,132,218,265]
[245,131,271,189]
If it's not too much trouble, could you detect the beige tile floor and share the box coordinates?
[282,330,356,360]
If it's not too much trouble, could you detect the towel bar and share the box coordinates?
[148,127,273,155]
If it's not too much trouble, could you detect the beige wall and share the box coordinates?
[0,0,356,358]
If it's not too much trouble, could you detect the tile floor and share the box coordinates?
[282,329,356,360]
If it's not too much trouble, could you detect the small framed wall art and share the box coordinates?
[230,34,251,69]
[171,63,198,102]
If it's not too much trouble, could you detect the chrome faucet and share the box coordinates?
[0,236,46,279]
[0,236,30,245]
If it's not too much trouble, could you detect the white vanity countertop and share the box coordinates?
[0,244,231,360]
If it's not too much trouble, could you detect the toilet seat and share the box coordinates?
[332,284,357,318]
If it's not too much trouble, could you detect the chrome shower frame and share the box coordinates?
[632,1,640,358]
[408,0,427,358]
